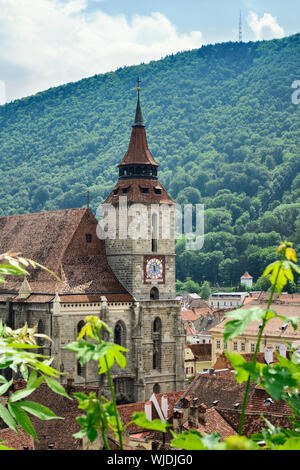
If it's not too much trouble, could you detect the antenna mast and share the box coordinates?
[239,10,243,42]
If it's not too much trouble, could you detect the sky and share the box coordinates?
[0,0,298,103]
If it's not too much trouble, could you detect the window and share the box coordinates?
[233,342,238,351]
[77,321,86,376]
[153,317,162,371]
[113,188,119,195]
[114,321,126,348]
[153,383,160,394]
[153,317,162,333]
[151,213,158,252]
[251,343,255,352]
[241,342,245,352]
[140,187,149,194]
[86,234,92,243]
[122,187,130,194]
[150,287,159,300]
[216,340,221,349]
[154,187,162,195]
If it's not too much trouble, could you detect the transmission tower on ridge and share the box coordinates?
[239,10,243,42]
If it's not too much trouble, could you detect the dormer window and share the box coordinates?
[86,234,92,243]
[122,187,130,194]
[154,187,162,195]
[140,187,149,194]
[113,188,119,196]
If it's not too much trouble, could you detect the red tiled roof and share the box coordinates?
[209,300,300,338]
[216,407,292,438]
[177,369,256,411]
[8,380,102,450]
[181,309,198,322]
[103,178,175,205]
[188,343,212,361]
[213,352,279,370]
[184,324,196,336]
[117,390,185,434]
[0,426,34,450]
[241,272,253,279]
[118,126,158,167]
[0,208,133,302]
[183,407,236,439]
[245,386,292,416]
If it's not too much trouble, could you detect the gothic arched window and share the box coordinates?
[152,317,162,371]
[77,321,86,377]
[37,319,45,347]
[114,321,126,348]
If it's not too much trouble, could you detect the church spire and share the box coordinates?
[133,78,145,128]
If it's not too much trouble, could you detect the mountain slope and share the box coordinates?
[0,34,300,287]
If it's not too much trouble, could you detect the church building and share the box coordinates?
[0,85,185,403]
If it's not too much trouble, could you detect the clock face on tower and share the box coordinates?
[144,255,165,284]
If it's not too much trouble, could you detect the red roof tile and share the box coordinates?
[0,208,133,302]
[118,126,158,167]
[181,309,198,322]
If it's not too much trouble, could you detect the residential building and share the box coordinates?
[208,292,249,309]
[240,271,253,288]
[209,296,300,365]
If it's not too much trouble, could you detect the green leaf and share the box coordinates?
[0,404,18,432]
[222,435,261,450]
[201,432,222,449]
[170,430,207,450]
[44,377,71,400]
[262,366,298,401]
[9,387,36,403]
[132,411,170,432]
[275,438,300,450]
[18,401,62,421]
[224,307,267,342]
[0,378,13,396]
[8,403,38,441]
[225,353,265,383]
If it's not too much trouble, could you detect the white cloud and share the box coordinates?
[0,0,204,101]
[247,11,284,41]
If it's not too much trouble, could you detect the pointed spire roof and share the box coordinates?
[118,81,158,167]
[133,87,145,127]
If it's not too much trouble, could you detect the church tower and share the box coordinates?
[104,82,176,301]
[102,82,185,401]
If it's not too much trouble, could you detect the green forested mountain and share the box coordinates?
[0,35,300,288]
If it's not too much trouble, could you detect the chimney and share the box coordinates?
[152,441,159,451]
[198,403,207,425]
[180,395,191,409]
[161,395,168,420]
[144,403,152,421]
[264,346,274,364]
[172,410,183,434]
[279,343,287,358]
[66,377,74,394]
[188,398,199,428]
